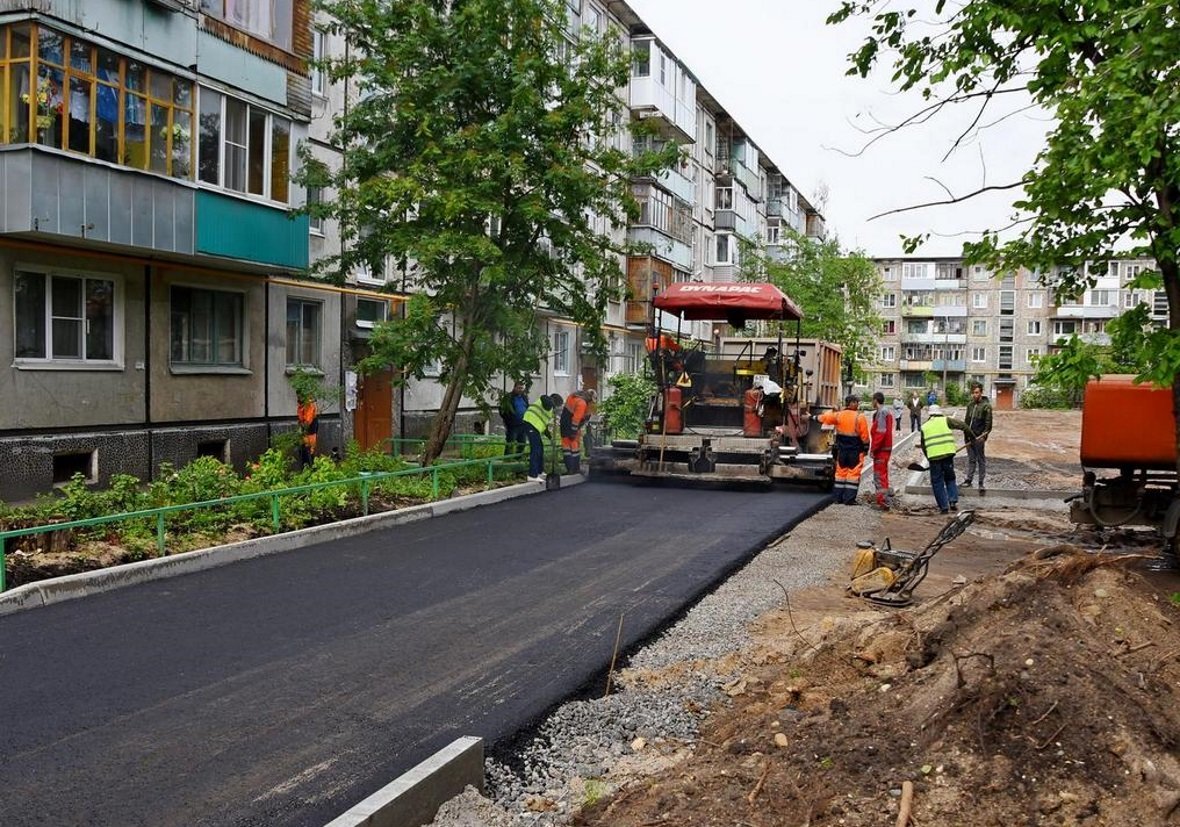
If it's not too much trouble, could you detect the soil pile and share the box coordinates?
[574,550,1180,827]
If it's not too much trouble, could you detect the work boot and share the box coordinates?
[949,500,958,511]
[979,486,986,496]
[963,477,973,487]
[939,508,949,515]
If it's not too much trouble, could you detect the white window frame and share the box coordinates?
[200,0,294,49]
[1025,347,1042,365]
[197,86,292,205]
[311,29,327,98]
[355,298,388,329]
[714,233,736,265]
[881,265,895,281]
[971,319,987,336]
[880,293,897,308]
[286,297,324,369]
[970,346,987,363]
[879,372,895,388]
[971,265,989,281]
[1053,320,1077,337]
[13,267,124,369]
[1027,320,1043,335]
[1027,292,1044,308]
[972,292,988,309]
[308,185,325,236]
[880,345,896,361]
[553,329,571,375]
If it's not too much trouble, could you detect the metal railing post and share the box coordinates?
[156,512,166,556]
[271,494,281,533]
[361,479,371,516]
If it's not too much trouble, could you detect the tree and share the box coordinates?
[304,0,676,465]
[828,1,1180,471]
[739,230,883,377]
[1029,336,1108,407]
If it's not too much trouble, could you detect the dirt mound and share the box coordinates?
[574,552,1180,827]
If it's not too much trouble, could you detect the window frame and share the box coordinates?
[13,265,123,369]
[169,283,246,371]
[199,0,294,51]
[196,85,292,205]
[553,329,571,375]
[285,296,323,369]
[355,297,388,329]
[880,292,897,308]
[880,345,895,361]
[970,346,987,363]
[311,29,327,97]
[972,292,988,309]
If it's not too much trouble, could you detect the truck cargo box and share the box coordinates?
[1081,375,1176,470]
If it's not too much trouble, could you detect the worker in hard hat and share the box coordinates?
[920,404,976,514]
[817,394,870,505]
[523,393,563,482]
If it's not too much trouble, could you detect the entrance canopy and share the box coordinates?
[654,282,803,322]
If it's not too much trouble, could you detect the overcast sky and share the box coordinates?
[626,0,1051,259]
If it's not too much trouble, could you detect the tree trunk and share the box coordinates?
[1161,256,1180,481]
[421,317,477,467]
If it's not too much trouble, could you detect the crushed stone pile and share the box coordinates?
[572,551,1180,827]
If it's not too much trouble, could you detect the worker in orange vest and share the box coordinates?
[818,394,870,505]
[560,389,596,473]
[296,392,319,469]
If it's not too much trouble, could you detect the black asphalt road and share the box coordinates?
[0,482,828,826]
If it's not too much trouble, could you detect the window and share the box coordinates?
[1025,347,1042,365]
[311,29,326,97]
[170,286,243,367]
[972,265,988,281]
[1091,289,1113,306]
[998,345,1013,370]
[197,87,292,203]
[286,298,322,368]
[553,329,570,374]
[714,233,736,265]
[971,346,987,363]
[1027,320,1043,335]
[1124,290,1137,308]
[765,225,780,245]
[1053,320,1078,337]
[880,293,897,308]
[882,319,896,335]
[308,185,324,235]
[631,40,650,77]
[200,0,294,50]
[0,25,195,177]
[971,319,987,336]
[879,373,895,388]
[356,298,387,329]
[972,292,988,309]
[999,290,1015,315]
[15,270,118,364]
[1027,292,1043,308]
[880,345,895,361]
[881,265,895,281]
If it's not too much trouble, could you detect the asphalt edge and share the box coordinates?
[323,736,484,827]
[0,474,587,616]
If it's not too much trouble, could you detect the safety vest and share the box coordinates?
[922,416,956,459]
[523,398,551,433]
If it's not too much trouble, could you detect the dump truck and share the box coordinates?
[589,282,836,487]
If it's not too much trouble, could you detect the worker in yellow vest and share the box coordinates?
[920,404,976,514]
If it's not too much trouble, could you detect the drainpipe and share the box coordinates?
[144,265,153,477]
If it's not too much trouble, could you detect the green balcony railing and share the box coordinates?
[0,453,540,593]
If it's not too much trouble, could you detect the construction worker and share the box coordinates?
[296,391,319,469]
[522,392,563,482]
[645,326,681,383]
[962,382,993,495]
[560,389,596,473]
[920,404,976,514]
[818,394,870,505]
[870,391,894,510]
[499,382,529,456]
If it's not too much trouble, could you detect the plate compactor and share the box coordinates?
[849,511,976,607]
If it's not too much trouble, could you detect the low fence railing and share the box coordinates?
[0,454,532,593]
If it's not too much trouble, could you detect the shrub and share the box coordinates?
[1020,386,1075,409]
[598,371,657,440]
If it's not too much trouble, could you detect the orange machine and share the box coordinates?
[1070,375,1179,545]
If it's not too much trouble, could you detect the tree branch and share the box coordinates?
[867,181,1026,221]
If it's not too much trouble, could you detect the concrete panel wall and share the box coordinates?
[149,267,267,423]
[196,30,288,104]
[0,245,146,430]
[150,422,270,476]
[266,281,342,418]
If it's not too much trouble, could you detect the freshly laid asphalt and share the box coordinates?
[0,481,828,826]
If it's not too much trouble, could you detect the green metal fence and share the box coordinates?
[0,454,531,594]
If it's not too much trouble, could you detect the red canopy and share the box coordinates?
[653,282,803,321]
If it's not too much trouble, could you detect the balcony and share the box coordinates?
[901,333,967,346]
[627,226,692,271]
[933,279,967,290]
[932,359,967,372]
[196,190,309,270]
[0,149,194,255]
[766,198,782,217]
[653,166,694,204]
[901,277,936,291]
[899,359,934,372]
[1053,305,1119,319]
[629,77,696,143]
[901,304,935,318]
[932,305,968,317]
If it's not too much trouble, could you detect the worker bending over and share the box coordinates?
[560,389,596,473]
[819,395,870,505]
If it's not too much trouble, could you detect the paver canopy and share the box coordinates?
[653,282,803,322]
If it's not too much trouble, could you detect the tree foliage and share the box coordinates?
[303,0,676,464]
[597,370,657,440]
[829,0,1180,467]
[739,230,883,374]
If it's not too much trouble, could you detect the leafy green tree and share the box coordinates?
[1029,336,1109,407]
[829,0,1180,469]
[304,0,676,465]
[738,230,883,376]
[597,371,657,440]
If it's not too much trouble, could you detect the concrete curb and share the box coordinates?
[0,473,587,616]
[903,482,1073,502]
[324,736,484,827]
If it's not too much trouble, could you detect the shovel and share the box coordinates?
[907,440,973,473]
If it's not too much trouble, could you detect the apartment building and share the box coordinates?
[0,0,324,500]
[871,256,1161,409]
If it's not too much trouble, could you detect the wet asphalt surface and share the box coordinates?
[0,481,829,826]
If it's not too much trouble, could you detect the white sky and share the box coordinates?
[626,0,1051,259]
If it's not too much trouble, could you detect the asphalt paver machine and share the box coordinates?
[590,282,834,488]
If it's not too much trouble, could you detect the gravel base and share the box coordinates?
[428,503,875,827]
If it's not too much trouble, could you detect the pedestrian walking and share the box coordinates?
[919,404,976,514]
[871,392,894,510]
[523,393,563,481]
[926,389,937,407]
[907,392,923,433]
[560,389,596,473]
[818,394,870,505]
[962,381,994,495]
[499,382,529,456]
[892,396,904,433]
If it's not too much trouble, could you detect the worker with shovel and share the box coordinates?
[818,394,871,505]
[914,404,976,514]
